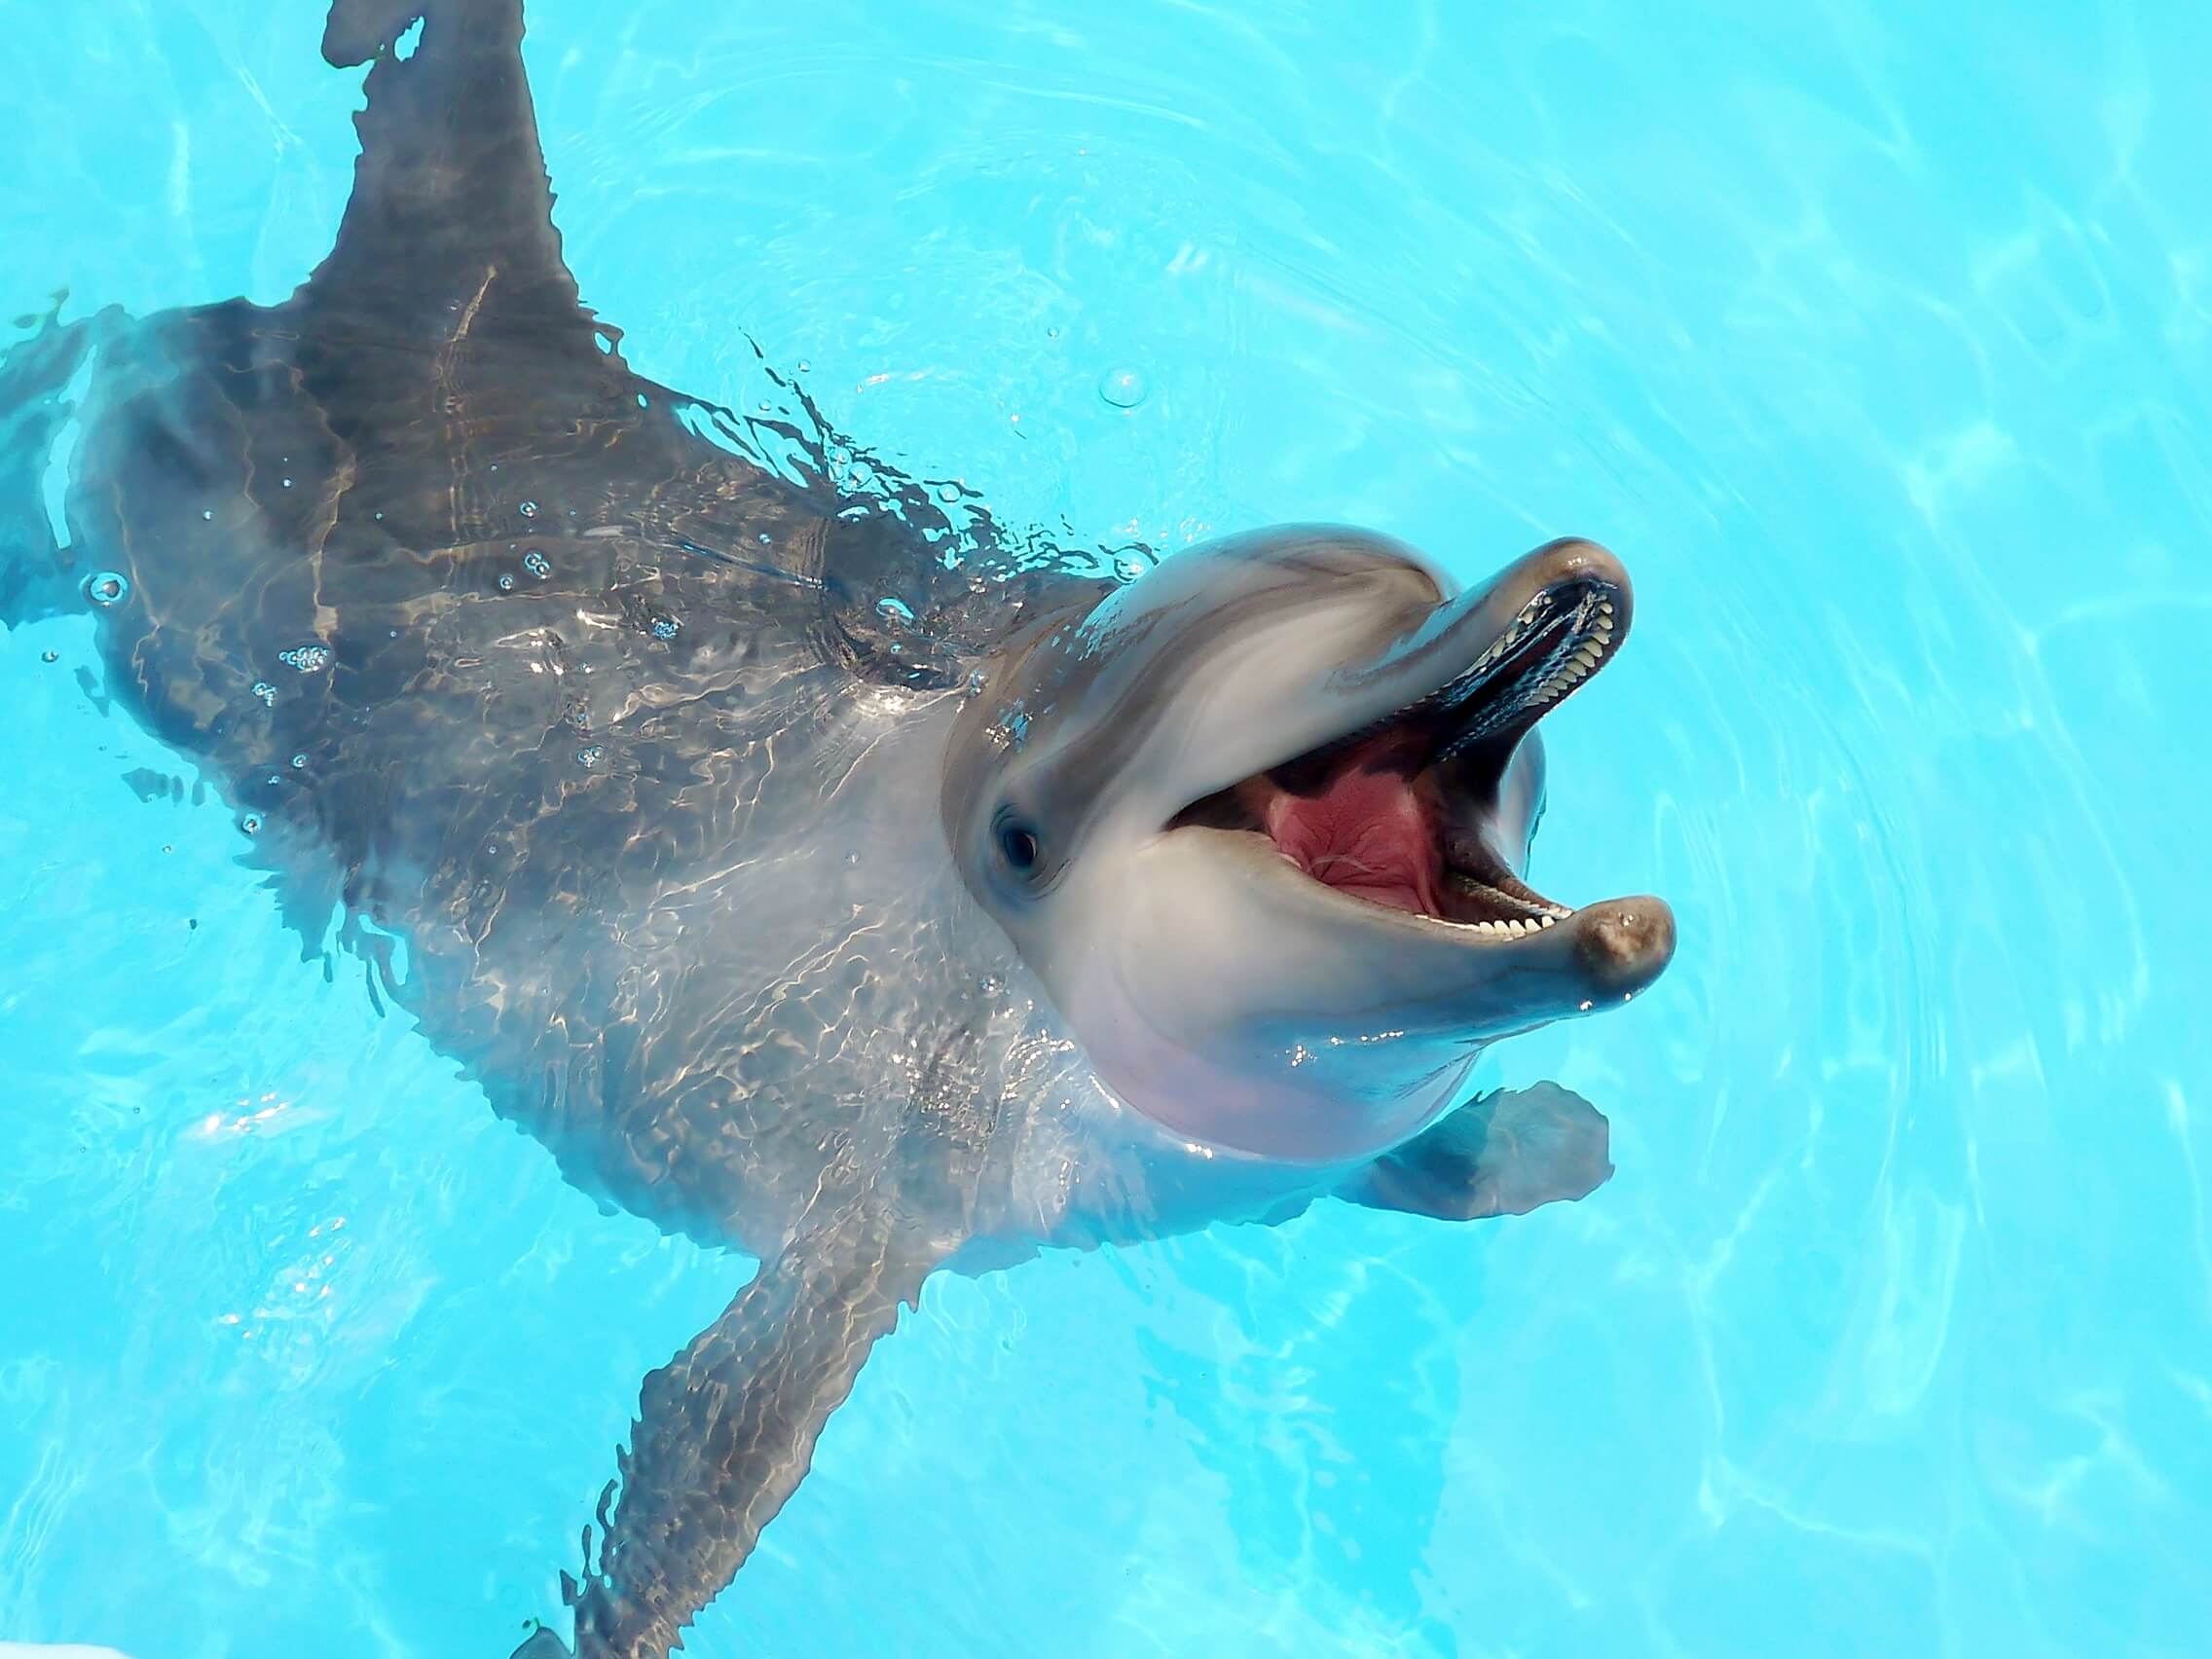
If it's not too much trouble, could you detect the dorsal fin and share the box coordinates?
[300,0,605,356]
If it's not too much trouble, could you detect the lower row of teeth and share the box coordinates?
[1469,913,1563,937]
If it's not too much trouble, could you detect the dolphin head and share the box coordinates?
[944,528,1675,1164]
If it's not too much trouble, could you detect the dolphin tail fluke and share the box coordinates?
[0,305,112,630]
[557,1211,941,1659]
[1341,1082,1615,1221]
[304,0,605,357]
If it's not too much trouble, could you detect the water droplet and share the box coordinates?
[576,744,604,769]
[519,499,538,518]
[1098,367,1148,409]
[40,649,57,664]
[524,549,552,578]
[498,573,516,592]
[250,681,277,706]
[937,483,960,503]
[649,614,681,641]
[757,400,772,414]
[85,571,129,607]
[1114,553,1148,582]
[240,813,263,834]
[290,754,308,769]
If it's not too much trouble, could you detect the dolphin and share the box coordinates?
[0,0,1676,1652]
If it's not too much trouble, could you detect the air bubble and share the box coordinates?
[1046,325,1062,340]
[278,645,332,673]
[291,754,308,769]
[250,681,277,706]
[202,509,213,521]
[519,499,538,518]
[980,974,1005,996]
[576,744,605,768]
[281,478,293,489]
[1098,367,1148,409]
[876,596,915,624]
[796,359,811,373]
[498,573,516,592]
[649,614,681,641]
[40,649,57,664]
[524,550,552,578]
[937,483,960,503]
[240,813,263,834]
[1114,553,1148,582]
[85,571,129,607]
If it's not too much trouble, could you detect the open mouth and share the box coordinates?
[1166,571,1624,939]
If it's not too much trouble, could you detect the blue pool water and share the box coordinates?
[3,1,2209,1653]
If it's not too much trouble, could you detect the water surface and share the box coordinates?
[2,1,2207,1653]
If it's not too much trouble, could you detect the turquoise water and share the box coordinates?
[3,1,2209,1653]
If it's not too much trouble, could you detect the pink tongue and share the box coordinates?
[1262,759,1441,916]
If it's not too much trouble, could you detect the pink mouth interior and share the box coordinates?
[1244,735,1443,917]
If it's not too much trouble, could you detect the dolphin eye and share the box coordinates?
[997,821,1042,875]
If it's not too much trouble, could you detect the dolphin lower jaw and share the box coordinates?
[1049,827,1670,1163]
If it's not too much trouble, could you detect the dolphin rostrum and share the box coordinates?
[0,1,1676,1652]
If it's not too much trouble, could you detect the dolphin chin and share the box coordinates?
[953,528,1676,1163]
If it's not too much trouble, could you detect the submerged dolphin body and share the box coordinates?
[0,1,1676,1651]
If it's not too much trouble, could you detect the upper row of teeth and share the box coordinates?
[1452,595,1552,689]
[1531,600,1617,705]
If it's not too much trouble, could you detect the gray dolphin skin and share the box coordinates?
[0,1,1675,1653]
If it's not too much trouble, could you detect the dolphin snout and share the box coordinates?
[1572,897,1676,997]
